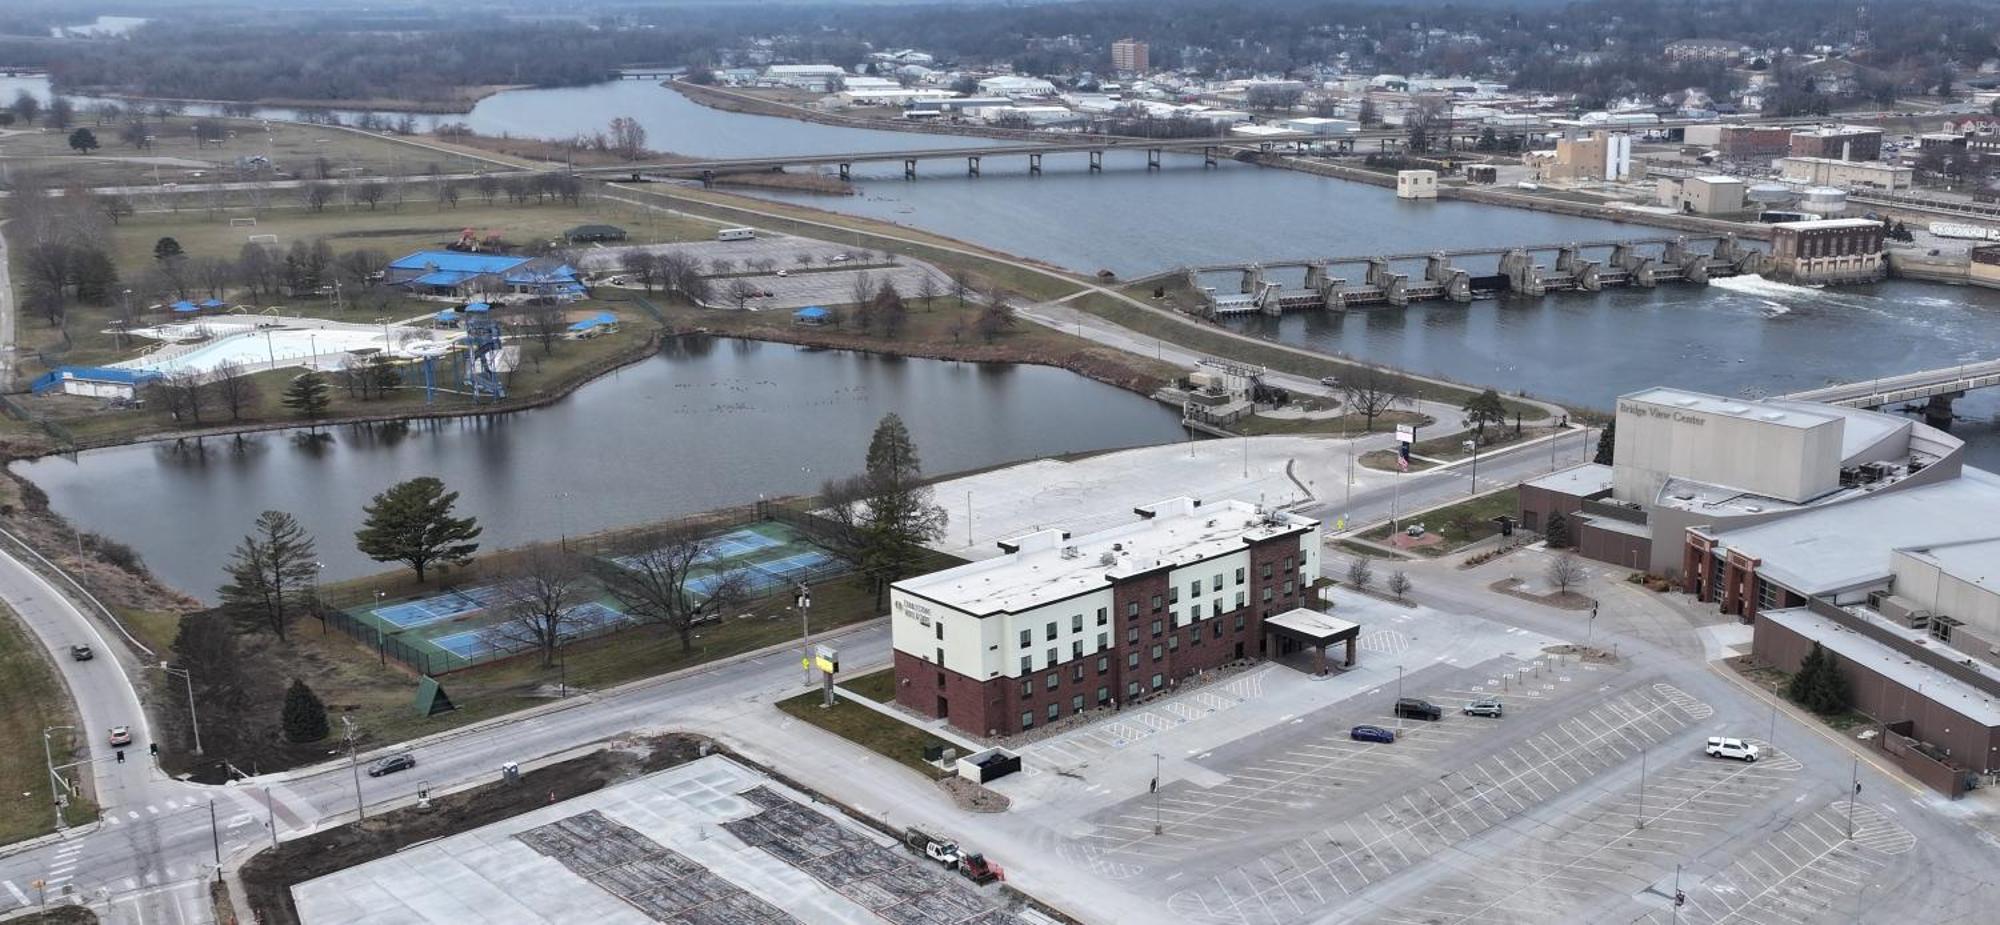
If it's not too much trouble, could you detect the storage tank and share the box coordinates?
[1747,182,1798,206]
[1801,186,1848,214]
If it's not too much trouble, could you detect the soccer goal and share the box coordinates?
[247,233,279,246]
[228,217,258,228]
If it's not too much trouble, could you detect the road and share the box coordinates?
[1301,427,1597,532]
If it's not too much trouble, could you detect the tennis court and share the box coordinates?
[429,601,633,660]
[687,549,841,597]
[611,520,852,602]
[706,528,784,560]
[370,583,511,629]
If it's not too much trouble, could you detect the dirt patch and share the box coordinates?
[239,732,715,925]
[1543,643,1620,665]
[1488,578,1596,611]
[937,775,1010,813]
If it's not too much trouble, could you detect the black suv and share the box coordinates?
[1394,697,1443,721]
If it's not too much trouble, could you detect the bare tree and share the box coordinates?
[1546,553,1586,597]
[949,266,973,309]
[916,272,941,312]
[211,362,260,421]
[708,257,735,275]
[795,252,816,268]
[301,182,335,212]
[475,173,500,205]
[520,303,568,355]
[848,269,874,308]
[620,251,659,293]
[149,370,209,425]
[1345,554,1374,590]
[601,527,750,653]
[725,278,760,311]
[1340,367,1411,433]
[438,179,463,209]
[490,550,588,668]
[193,256,236,299]
[608,116,648,160]
[1387,570,1412,601]
[355,181,387,211]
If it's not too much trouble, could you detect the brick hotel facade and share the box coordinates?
[891,499,1320,737]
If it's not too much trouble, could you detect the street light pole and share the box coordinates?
[1637,747,1648,830]
[1464,439,1478,496]
[161,663,202,755]
[1846,756,1860,839]
[42,725,73,831]
[341,716,365,821]
[798,584,813,686]
[1152,752,1163,835]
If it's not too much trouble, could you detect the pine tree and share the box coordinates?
[218,510,321,640]
[281,679,329,743]
[1544,510,1571,548]
[1594,420,1616,465]
[1461,389,1507,444]
[153,236,185,263]
[355,476,482,582]
[281,371,332,421]
[1788,642,1851,714]
[852,414,946,601]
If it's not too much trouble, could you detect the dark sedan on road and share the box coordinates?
[367,753,417,777]
[70,644,93,661]
[1350,724,1397,744]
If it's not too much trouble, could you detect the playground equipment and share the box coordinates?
[457,316,506,400]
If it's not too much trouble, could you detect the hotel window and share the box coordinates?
[1045,648,1055,667]
[1167,586,1179,604]
[1212,573,1223,592]
[1097,686,1110,705]
[1262,588,1274,603]
[1021,711,1034,730]
[1097,656,1109,674]
[1071,695,1084,714]
[1073,664,1084,681]
[1151,644,1163,661]
[1046,673,1059,690]
[1151,619,1163,637]
[1283,580,1295,597]
[1127,681,1140,698]
[1019,629,1030,648]
[1188,581,1200,599]
[1191,603,1203,620]
[1072,614,1083,633]
[934,622,943,641]
[1046,621,1057,641]
[1048,702,1060,721]
[1235,591,1246,610]
[1235,615,1245,631]
[1236,567,1246,585]
[1020,656,1032,674]
[1189,628,1202,646]
[1072,641,1084,660]
[1019,679,1031,697]
[1168,635,1179,652]
[1128,653,1140,670]
[1127,602,1139,618]
[1151,594,1163,612]
[1262,563,1273,579]
[1128,627,1139,644]
[1213,622,1223,639]
[1150,673,1164,690]
[1097,607,1109,626]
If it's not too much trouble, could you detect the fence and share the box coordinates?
[321,605,457,676]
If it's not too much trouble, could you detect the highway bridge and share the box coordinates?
[579,134,1324,181]
[1784,358,2000,428]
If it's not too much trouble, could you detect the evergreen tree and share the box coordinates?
[281,371,332,421]
[1594,420,1616,465]
[67,128,99,154]
[218,510,321,640]
[1461,389,1507,444]
[153,236,185,263]
[281,678,329,743]
[355,476,482,582]
[1788,642,1851,714]
[1545,510,1571,548]
[851,414,947,601]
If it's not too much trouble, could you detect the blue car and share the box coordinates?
[1350,724,1396,744]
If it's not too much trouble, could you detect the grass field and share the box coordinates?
[776,685,952,778]
[0,115,500,189]
[1363,487,1520,556]
[1230,408,1428,437]
[0,604,97,844]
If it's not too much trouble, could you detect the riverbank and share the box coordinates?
[669,81,1058,145]
[50,83,528,115]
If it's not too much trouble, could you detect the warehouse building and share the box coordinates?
[891,498,1326,737]
[1519,387,1965,575]
[1656,175,1748,215]
[1788,125,1884,162]
[1776,157,1913,191]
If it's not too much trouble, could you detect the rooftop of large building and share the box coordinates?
[1772,218,1885,232]
[1705,467,2000,595]
[1620,387,1842,431]
[896,498,1316,617]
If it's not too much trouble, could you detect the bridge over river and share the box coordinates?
[1784,359,2000,428]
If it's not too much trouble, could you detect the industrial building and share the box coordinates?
[1717,125,1792,158]
[1788,125,1884,162]
[1395,169,1438,199]
[1656,175,1747,215]
[1767,218,1886,284]
[762,64,848,90]
[1517,387,1965,575]
[890,498,1326,737]
[1776,157,1913,191]
[1110,38,1149,74]
[383,251,585,300]
[1532,130,1632,182]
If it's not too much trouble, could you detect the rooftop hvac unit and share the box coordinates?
[1060,545,1080,559]
[1099,552,1117,566]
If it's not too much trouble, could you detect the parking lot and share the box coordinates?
[577,232,953,312]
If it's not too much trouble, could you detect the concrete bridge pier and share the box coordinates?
[700,169,715,188]
[838,163,851,181]
[967,155,980,177]
[903,158,917,180]
[1204,146,1219,168]
[1089,150,1103,172]
[1148,148,1163,170]
[1924,393,1961,430]
[1366,258,1410,306]
[1499,249,1544,296]
[1029,153,1042,175]
[1303,261,1327,293]
[1240,263,1266,295]
[1712,235,1762,275]
[1614,244,1656,287]
[1426,253,1473,302]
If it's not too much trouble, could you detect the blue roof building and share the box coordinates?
[794,306,831,325]
[384,250,581,299]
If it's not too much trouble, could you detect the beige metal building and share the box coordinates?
[1776,157,1913,191]
[1656,175,1748,215]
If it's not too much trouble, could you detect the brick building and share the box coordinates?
[1767,218,1886,284]
[1717,125,1792,159]
[1110,38,1149,74]
[891,498,1322,737]
[1787,126,1883,162]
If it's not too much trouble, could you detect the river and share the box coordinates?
[11,340,1186,598]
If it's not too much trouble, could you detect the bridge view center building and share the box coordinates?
[891,498,1326,737]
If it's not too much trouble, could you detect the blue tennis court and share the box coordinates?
[706,528,784,560]
[427,601,634,660]
[685,550,841,598]
[370,584,510,629]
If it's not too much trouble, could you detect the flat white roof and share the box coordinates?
[1525,462,1614,497]
[1905,538,2000,596]
[1711,468,2000,595]
[1620,387,1841,431]
[1761,607,2000,726]
[896,498,1315,616]
[1694,175,1745,185]
[1266,607,1359,640]
[1773,218,1885,231]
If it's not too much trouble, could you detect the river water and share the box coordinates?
[12,340,1186,598]
[9,76,2000,593]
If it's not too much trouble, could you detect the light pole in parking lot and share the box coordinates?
[1151,752,1162,835]
[342,715,365,821]
[1395,664,1404,705]
[1636,746,1648,830]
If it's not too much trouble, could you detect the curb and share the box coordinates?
[0,821,103,862]
[1334,427,1579,538]
[1702,658,1924,797]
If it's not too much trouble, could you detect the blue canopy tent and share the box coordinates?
[435,308,461,327]
[794,306,831,325]
[197,298,226,309]
[463,302,492,314]
[169,300,199,314]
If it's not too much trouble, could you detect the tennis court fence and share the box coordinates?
[320,605,456,676]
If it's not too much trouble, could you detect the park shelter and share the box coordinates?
[434,308,461,328]
[385,251,532,298]
[566,312,620,338]
[169,300,198,314]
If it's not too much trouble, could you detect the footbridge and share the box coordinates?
[584,135,1319,183]
[1783,359,2000,429]
[1185,235,1765,315]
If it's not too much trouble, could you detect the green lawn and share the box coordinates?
[1364,487,1520,557]
[0,604,98,844]
[776,687,952,778]
[841,667,898,702]
[1231,409,1428,437]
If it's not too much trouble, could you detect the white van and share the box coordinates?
[716,227,756,242]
